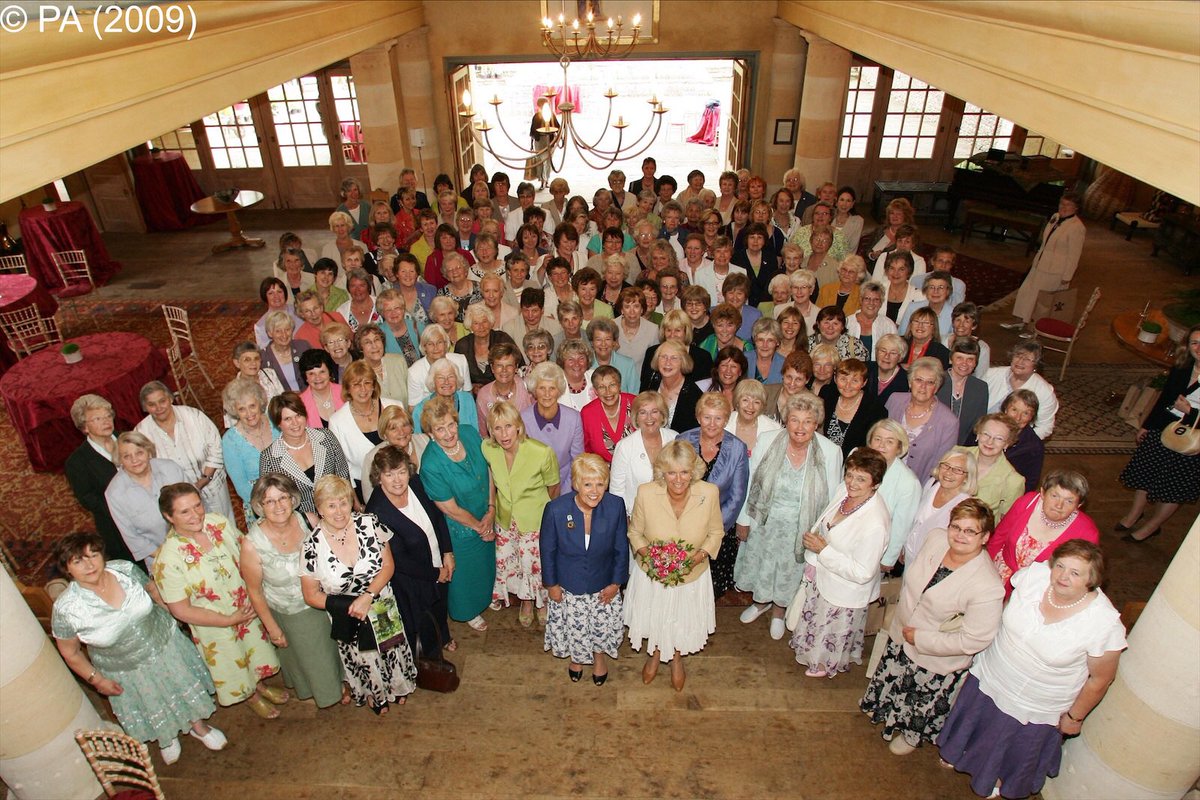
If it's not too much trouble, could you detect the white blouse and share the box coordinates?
[397,494,442,568]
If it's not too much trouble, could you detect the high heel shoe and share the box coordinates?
[1122,528,1161,543]
[670,659,685,692]
[592,671,608,686]
[568,666,583,682]
[1114,514,1143,532]
[642,657,659,685]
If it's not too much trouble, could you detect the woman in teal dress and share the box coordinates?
[51,532,224,765]
[418,395,497,631]
[241,473,347,708]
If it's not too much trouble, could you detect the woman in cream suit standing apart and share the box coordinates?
[1003,193,1085,334]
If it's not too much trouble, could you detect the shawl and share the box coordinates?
[744,432,829,560]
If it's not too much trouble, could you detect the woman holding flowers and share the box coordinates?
[625,440,725,691]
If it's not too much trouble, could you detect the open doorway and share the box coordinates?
[452,59,746,196]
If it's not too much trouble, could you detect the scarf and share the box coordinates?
[744,433,829,561]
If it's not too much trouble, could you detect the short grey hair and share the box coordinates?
[525,361,566,395]
[70,394,114,431]
[463,302,495,327]
[222,377,267,420]
[424,357,463,393]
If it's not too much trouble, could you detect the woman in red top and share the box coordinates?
[424,224,475,290]
[579,366,634,463]
[986,469,1099,597]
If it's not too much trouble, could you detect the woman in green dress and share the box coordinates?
[154,483,284,720]
[481,400,561,627]
[241,473,347,708]
[418,395,497,631]
[51,532,223,766]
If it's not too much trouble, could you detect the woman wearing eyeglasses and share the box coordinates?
[900,447,977,568]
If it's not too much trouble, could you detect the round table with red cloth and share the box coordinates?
[0,274,59,373]
[0,332,169,472]
[132,152,220,231]
[17,202,120,291]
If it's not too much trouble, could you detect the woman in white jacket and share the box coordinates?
[788,447,891,678]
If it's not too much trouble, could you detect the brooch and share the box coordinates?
[566,514,575,529]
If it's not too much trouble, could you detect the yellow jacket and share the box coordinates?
[628,481,724,585]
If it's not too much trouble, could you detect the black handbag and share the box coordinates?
[415,609,460,693]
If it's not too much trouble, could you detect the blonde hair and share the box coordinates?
[486,400,526,443]
[630,391,668,428]
[652,440,706,484]
[571,453,610,491]
[313,474,354,511]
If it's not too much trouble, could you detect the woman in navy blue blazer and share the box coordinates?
[540,454,629,686]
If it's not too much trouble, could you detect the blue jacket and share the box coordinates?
[676,429,749,530]
[540,492,629,594]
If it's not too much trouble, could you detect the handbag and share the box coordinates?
[1161,411,1200,456]
[415,610,460,693]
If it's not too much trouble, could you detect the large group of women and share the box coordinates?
[53,162,1200,799]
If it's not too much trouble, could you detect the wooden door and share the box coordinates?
[834,61,885,201]
[449,65,482,189]
[725,59,750,171]
[326,69,370,192]
[195,99,280,208]
[260,76,340,209]
[82,155,146,233]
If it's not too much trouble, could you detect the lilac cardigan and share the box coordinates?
[885,393,960,482]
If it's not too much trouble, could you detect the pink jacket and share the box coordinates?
[986,491,1099,597]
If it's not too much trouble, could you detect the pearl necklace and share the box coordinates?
[906,403,932,421]
[283,435,308,451]
[1039,508,1077,530]
[839,492,872,518]
[1045,586,1089,610]
[443,441,463,457]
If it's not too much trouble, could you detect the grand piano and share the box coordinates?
[948,152,1067,225]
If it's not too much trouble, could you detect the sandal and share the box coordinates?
[247,694,280,720]
[518,604,534,628]
[339,686,352,706]
[367,699,389,716]
[444,639,458,652]
[466,615,488,632]
[536,605,548,626]
[804,667,828,678]
[258,685,290,705]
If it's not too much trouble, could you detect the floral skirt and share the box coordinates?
[788,574,866,675]
[860,639,967,746]
[492,520,546,606]
[337,590,417,706]
[624,564,715,662]
[544,589,625,664]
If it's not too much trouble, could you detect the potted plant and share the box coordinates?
[41,196,57,212]
[1138,320,1163,344]
[61,342,82,364]
[1162,288,1200,343]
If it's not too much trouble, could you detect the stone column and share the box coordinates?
[350,41,406,194]
[792,33,851,191]
[1043,515,1200,800]
[0,569,104,799]
[758,19,807,185]
[393,26,441,199]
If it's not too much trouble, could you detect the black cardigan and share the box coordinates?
[819,383,889,456]
[64,440,136,563]
[1144,364,1199,431]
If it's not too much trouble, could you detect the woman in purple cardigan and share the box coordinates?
[884,357,958,482]
[986,470,1100,597]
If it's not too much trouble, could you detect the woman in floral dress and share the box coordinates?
[154,483,283,720]
[301,474,417,714]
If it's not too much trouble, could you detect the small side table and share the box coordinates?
[190,190,267,254]
[1110,211,1160,242]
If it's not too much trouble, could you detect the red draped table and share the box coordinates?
[0,332,168,471]
[17,202,120,291]
[0,274,59,373]
[132,152,218,231]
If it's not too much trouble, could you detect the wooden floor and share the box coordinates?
[79,211,1198,798]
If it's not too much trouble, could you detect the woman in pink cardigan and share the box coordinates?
[986,469,1099,597]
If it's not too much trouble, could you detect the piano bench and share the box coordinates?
[1110,211,1160,242]
[960,204,1044,255]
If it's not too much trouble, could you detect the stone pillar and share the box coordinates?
[792,33,851,191]
[393,26,441,199]
[758,19,807,185]
[350,41,406,194]
[1043,515,1200,800]
[0,569,104,799]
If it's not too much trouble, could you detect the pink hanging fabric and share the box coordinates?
[686,102,721,146]
[532,84,583,115]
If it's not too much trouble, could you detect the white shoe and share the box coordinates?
[889,736,918,755]
[188,725,227,751]
[160,738,181,765]
[769,617,786,640]
[740,603,770,624]
[999,321,1025,331]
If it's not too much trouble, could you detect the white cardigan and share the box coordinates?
[803,487,892,609]
[609,428,678,516]
[328,398,402,484]
[845,313,899,357]
[406,352,470,408]
[983,367,1059,440]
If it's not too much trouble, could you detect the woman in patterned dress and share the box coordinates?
[154,483,283,720]
[300,474,417,714]
[860,499,1003,755]
[481,400,560,627]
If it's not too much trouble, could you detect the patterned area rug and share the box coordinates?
[0,300,256,583]
[1046,363,1164,455]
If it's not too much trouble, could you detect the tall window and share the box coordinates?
[201,102,263,169]
[840,65,879,159]
[268,76,332,168]
[149,126,201,169]
[1022,132,1074,159]
[878,71,944,159]
[330,74,365,165]
[955,104,1014,159]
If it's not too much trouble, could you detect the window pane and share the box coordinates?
[919,115,939,136]
[915,139,935,158]
[852,116,871,136]
[897,138,917,159]
[849,139,867,159]
[878,138,897,159]
[960,117,978,136]
[855,93,874,113]
[280,147,298,168]
[861,66,879,89]
[883,116,901,136]
[228,149,247,169]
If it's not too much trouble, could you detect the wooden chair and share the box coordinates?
[0,254,28,274]
[165,342,202,407]
[50,249,100,331]
[0,304,62,358]
[1033,286,1101,381]
[161,304,213,387]
[75,729,165,799]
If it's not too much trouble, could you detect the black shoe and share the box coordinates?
[592,672,608,686]
[568,667,583,682]
[1122,528,1160,543]
[1114,515,1143,532]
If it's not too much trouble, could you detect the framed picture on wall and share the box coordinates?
[539,1,660,43]
[774,119,796,146]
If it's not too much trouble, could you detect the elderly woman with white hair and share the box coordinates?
[335,178,371,239]
[736,392,844,640]
[134,381,234,521]
[846,281,898,360]
[321,210,363,275]
[726,379,782,457]
[407,324,471,408]
[259,310,311,393]
[866,419,922,572]
[454,302,520,391]
[983,341,1061,440]
[360,405,429,503]
[816,255,868,314]
[65,394,136,563]
[521,362,584,489]
[220,378,278,514]
[104,431,186,567]
[412,357,479,435]
[885,357,959,483]
[782,269,820,336]
[902,446,978,567]
[437,252,483,322]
